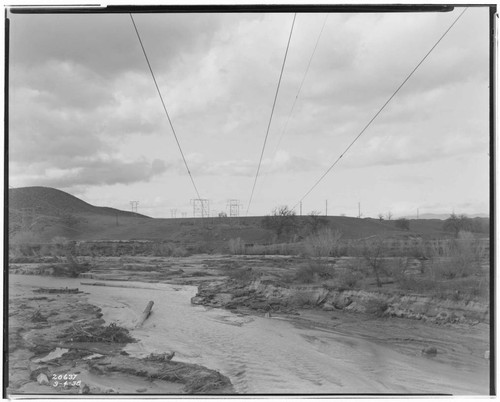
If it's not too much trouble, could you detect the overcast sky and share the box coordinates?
[8,6,490,218]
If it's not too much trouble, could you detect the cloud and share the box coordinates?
[174,149,324,177]
[9,12,246,77]
[11,157,169,189]
[7,8,489,217]
[335,130,488,169]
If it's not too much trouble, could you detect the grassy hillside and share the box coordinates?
[8,187,149,241]
[8,187,489,245]
[9,187,149,218]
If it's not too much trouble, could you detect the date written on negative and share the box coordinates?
[52,373,81,388]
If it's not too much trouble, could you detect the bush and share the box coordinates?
[261,206,298,239]
[304,228,342,257]
[152,242,189,257]
[295,260,333,284]
[361,237,387,287]
[227,267,255,282]
[395,218,410,231]
[429,231,485,279]
[228,237,245,254]
[306,212,328,235]
[442,213,487,236]
[10,231,41,257]
[335,269,363,290]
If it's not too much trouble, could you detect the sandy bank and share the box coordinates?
[7,275,233,396]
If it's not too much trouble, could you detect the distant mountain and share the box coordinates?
[402,213,490,220]
[8,186,150,218]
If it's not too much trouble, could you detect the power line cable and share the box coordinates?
[272,14,329,158]
[256,14,329,200]
[129,13,202,200]
[292,7,468,211]
[246,13,297,216]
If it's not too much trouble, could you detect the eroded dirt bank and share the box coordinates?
[7,275,233,395]
[192,277,489,325]
[8,254,491,394]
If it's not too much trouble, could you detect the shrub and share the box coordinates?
[295,260,333,284]
[261,206,298,239]
[386,256,411,280]
[228,237,245,254]
[361,237,387,287]
[227,267,255,282]
[335,269,363,290]
[429,231,485,279]
[304,228,342,257]
[152,242,189,257]
[10,231,41,256]
[306,212,328,235]
[51,236,69,245]
[395,218,410,231]
[442,213,483,236]
[365,299,389,316]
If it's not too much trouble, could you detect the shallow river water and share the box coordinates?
[12,276,489,395]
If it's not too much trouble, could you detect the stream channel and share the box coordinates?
[13,275,489,395]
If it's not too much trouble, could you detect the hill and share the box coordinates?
[8,187,489,246]
[9,187,149,218]
[8,187,150,240]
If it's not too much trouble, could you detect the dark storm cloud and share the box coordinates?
[9,12,259,78]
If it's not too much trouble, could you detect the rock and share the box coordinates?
[80,383,90,394]
[36,373,49,385]
[322,303,334,311]
[422,346,438,356]
[137,388,147,393]
[29,367,50,381]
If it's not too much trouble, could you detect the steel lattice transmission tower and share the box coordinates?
[227,199,241,217]
[130,201,139,213]
[191,199,210,218]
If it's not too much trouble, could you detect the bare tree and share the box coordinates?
[262,206,298,239]
[386,211,393,221]
[307,210,328,234]
[378,213,384,221]
[362,237,386,287]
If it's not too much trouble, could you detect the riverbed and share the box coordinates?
[9,274,490,395]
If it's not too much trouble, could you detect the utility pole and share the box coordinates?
[325,200,328,216]
[300,201,302,216]
[170,209,177,219]
[358,202,361,219]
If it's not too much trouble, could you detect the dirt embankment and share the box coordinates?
[8,278,233,396]
[191,278,489,325]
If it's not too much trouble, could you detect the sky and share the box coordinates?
[7,5,491,219]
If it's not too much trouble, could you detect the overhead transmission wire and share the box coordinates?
[272,14,329,159]
[255,14,329,201]
[129,14,202,200]
[292,7,468,212]
[246,13,297,216]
